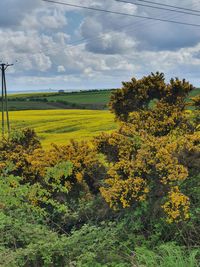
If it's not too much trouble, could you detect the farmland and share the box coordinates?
[5,90,116,148]
[6,88,200,111]
[7,90,113,111]
[8,109,116,148]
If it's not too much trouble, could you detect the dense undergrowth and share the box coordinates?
[0,73,200,266]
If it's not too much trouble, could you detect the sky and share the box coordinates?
[1,0,200,91]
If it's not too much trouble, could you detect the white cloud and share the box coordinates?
[57,65,66,73]
[0,0,200,90]
[22,8,68,30]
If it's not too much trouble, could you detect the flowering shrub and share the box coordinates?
[96,73,200,223]
[96,131,200,222]
[0,130,106,218]
[109,72,193,121]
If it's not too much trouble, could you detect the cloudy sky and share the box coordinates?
[1,0,200,91]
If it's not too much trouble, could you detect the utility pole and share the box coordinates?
[0,63,13,137]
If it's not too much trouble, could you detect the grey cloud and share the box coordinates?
[85,31,136,54]
[79,0,200,53]
[132,14,200,51]
[0,0,41,28]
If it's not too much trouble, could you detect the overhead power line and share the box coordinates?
[135,0,200,14]
[42,0,200,28]
[115,0,200,18]
[53,1,200,49]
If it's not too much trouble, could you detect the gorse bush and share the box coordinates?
[109,72,194,121]
[0,129,108,233]
[96,130,199,224]
[0,131,105,196]
[96,73,199,225]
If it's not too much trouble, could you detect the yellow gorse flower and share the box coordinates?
[162,187,190,223]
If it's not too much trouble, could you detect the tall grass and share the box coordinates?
[134,243,199,267]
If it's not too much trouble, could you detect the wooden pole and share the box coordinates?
[1,64,5,136]
[0,63,13,136]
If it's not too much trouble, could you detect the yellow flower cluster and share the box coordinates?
[128,102,191,137]
[100,160,149,210]
[100,177,149,210]
[96,106,199,222]
[162,186,190,223]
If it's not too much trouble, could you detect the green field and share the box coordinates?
[6,110,116,148]
[7,101,63,110]
[8,90,113,111]
[6,88,200,111]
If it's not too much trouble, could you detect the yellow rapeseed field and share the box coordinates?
[4,110,116,148]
